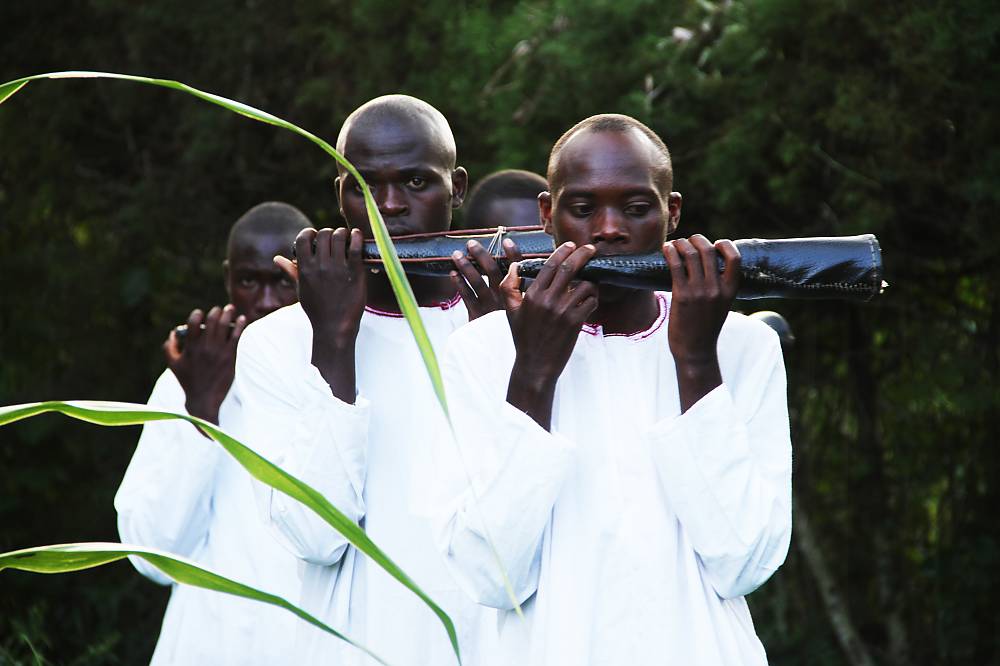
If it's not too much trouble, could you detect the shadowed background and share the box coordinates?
[1,1,998,664]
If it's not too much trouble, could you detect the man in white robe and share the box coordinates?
[115,202,312,665]
[436,114,792,665]
[232,96,511,666]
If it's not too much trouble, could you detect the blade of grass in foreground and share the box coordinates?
[0,542,389,665]
[0,400,459,663]
[0,71,444,412]
[0,70,523,618]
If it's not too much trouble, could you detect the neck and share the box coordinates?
[365,270,457,312]
[589,287,659,335]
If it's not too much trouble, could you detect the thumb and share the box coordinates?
[499,261,524,312]
[274,256,299,283]
[163,330,182,366]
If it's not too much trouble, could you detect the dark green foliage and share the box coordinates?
[1,0,996,663]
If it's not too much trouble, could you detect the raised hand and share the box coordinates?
[662,234,741,412]
[501,241,598,430]
[277,226,366,404]
[450,238,524,320]
[164,304,247,425]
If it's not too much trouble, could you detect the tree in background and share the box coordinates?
[1,1,997,663]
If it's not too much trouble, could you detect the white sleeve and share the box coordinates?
[646,334,792,599]
[231,321,369,566]
[434,322,576,609]
[114,369,223,586]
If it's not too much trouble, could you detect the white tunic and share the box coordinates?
[232,296,487,666]
[435,292,792,666]
[114,369,303,666]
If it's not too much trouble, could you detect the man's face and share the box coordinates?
[336,121,467,237]
[540,129,681,256]
[478,197,542,229]
[224,232,298,323]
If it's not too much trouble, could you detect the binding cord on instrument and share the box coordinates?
[486,226,507,259]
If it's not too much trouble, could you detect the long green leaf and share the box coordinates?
[0,400,460,662]
[0,70,446,412]
[0,70,522,616]
[0,541,388,665]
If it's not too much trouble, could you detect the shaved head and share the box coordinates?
[547,114,673,197]
[336,94,457,173]
[333,95,467,237]
[224,201,311,322]
[226,201,312,260]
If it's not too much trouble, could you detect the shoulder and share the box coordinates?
[721,310,781,350]
[147,367,185,408]
[443,310,515,377]
[717,310,784,381]
[235,303,314,387]
[238,303,310,356]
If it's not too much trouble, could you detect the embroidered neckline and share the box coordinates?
[364,292,463,318]
[581,292,669,340]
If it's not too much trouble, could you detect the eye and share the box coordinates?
[238,277,257,288]
[279,276,295,289]
[568,203,593,218]
[624,202,652,216]
[407,176,428,190]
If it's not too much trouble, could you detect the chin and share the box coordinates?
[598,283,647,303]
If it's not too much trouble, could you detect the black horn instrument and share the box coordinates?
[363,226,885,302]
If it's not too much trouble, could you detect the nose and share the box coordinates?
[255,284,284,319]
[590,208,629,246]
[376,184,408,217]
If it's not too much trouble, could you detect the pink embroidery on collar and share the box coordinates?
[364,292,463,318]
[581,292,669,340]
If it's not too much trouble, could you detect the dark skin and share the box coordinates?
[274,112,478,404]
[164,231,299,424]
[476,197,543,230]
[498,129,740,430]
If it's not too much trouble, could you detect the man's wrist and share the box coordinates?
[311,325,359,354]
[673,354,721,379]
[509,358,559,398]
[184,396,221,425]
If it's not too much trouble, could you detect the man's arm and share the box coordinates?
[115,306,245,583]
[433,319,578,609]
[235,229,370,565]
[165,304,246,425]
[292,227,367,404]
[654,236,791,598]
[433,244,597,607]
[662,235,742,412]
[114,368,223,585]
[647,329,792,599]
[231,316,371,565]
[503,242,598,430]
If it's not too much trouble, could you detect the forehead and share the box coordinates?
[341,118,451,174]
[555,130,663,196]
[229,232,295,267]
[482,197,542,228]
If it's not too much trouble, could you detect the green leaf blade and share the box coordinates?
[0,79,28,105]
[0,542,389,665]
[0,400,462,663]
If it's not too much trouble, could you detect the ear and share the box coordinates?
[222,259,232,299]
[450,166,469,209]
[538,191,554,235]
[666,191,683,237]
[334,176,345,219]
